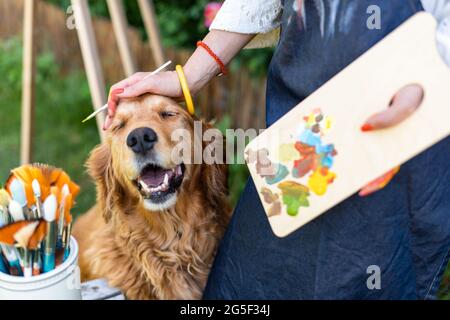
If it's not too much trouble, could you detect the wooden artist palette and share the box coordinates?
[245,13,450,237]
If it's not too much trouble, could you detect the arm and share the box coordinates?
[103,30,255,129]
[183,30,255,94]
[104,0,283,129]
[125,30,254,96]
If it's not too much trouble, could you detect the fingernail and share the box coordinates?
[108,88,124,100]
[107,102,114,116]
[361,123,374,132]
[358,189,370,197]
[359,186,377,197]
[112,88,124,94]
[103,116,110,131]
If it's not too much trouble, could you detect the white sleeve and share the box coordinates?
[421,0,450,65]
[209,0,283,49]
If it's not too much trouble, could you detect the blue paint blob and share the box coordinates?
[321,156,334,168]
[300,129,321,146]
[265,164,289,185]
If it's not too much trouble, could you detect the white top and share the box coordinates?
[210,0,450,64]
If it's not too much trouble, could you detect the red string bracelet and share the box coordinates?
[197,41,228,76]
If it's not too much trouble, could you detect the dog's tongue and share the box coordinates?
[140,167,172,187]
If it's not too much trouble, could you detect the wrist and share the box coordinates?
[183,48,221,95]
[182,65,216,95]
[180,65,197,95]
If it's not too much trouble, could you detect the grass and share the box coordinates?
[0,38,448,299]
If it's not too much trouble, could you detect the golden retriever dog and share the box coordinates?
[73,94,231,299]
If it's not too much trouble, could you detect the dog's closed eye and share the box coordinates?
[160,111,178,119]
[112,121,126,132]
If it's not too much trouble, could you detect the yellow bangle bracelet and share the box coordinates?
[175,65,195,115]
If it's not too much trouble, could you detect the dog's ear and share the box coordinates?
[86,143,115,222]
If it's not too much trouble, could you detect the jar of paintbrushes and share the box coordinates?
[0,164,81,300]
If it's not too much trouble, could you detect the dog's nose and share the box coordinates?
[127,127,158,154]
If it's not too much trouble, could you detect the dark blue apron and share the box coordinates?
[205,0,450,299]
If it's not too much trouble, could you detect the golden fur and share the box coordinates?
[73,95,230,299]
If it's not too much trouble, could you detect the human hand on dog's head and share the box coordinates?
[103,71,185,130]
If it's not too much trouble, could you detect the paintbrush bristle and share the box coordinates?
[0,189,10,208]
[0,220,35,246]
[0,219,47,250]
[27,220,47,250]
[9,179,27,208]
[0,190,10,228]
[8,200,26,222]
[13,221,39,248]
[10,164,52,202]
[56,173,80,198]
[0,207,10,227]
[43,194,57,222]
[62,184,70,198]
[63,193,73,225]
[32,179,41,197]
[50,186,59,199]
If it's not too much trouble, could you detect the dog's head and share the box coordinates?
[87,94,227,220]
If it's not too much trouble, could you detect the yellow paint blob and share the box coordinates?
[308,168,336,196]
[279,143,299,162]
[307,113,316,126]
[324,116,333,130]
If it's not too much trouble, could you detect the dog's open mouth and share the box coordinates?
[136,163,185,203]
